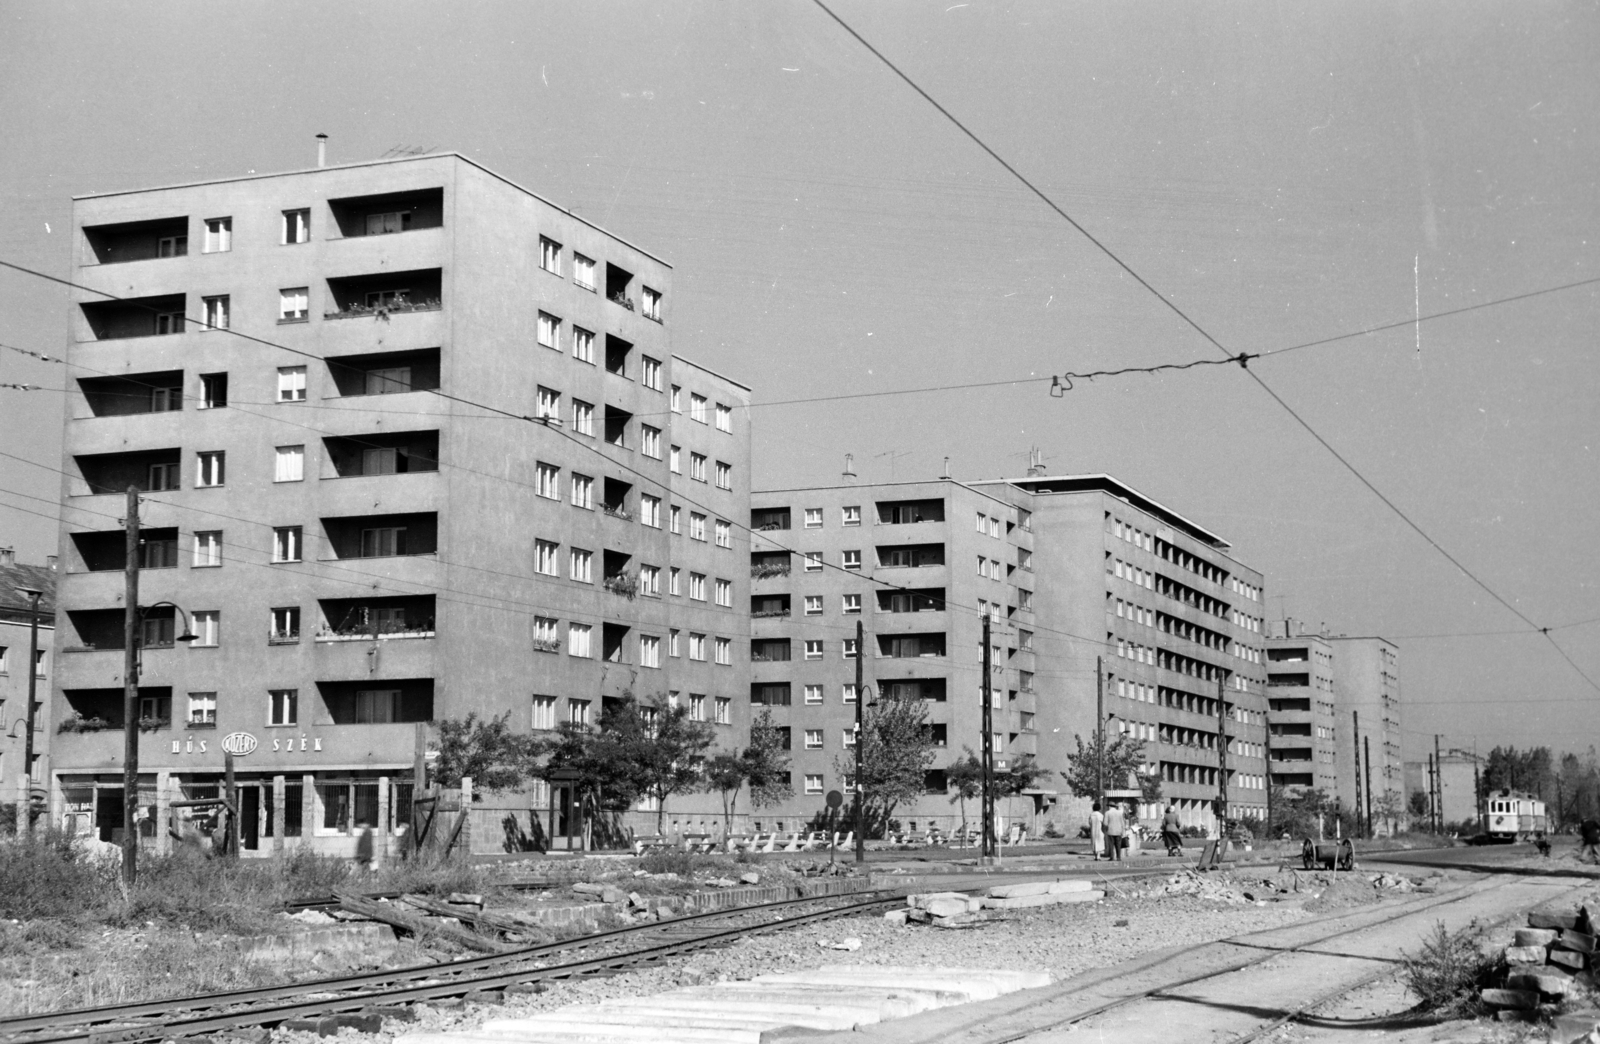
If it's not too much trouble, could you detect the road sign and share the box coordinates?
[825,789,844,809]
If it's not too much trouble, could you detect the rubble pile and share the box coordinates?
[890,880,1105,929]
[1481,902,1600,1037]
[1141,871,1251,904]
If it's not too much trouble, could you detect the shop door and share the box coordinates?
[95,787,123,843]
[241,786,261,851]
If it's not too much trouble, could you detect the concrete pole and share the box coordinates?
[1352,710,1363,839]
[981,613,993,862]
[19,588,41,833]
[1364,735,1375,839]
[1434,733,1444,833]
[1095,656,1104,811]
[121,486,141,886]
[1216,675,1228,829]
[853,619,865,863]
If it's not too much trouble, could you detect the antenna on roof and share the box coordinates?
[842,454,857,483]
[382,144,439,159]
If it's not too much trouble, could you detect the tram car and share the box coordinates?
[1481,790,1548,843]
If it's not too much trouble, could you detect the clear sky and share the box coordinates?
[1,1,1595,763]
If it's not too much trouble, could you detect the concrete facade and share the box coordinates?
[748,473,1270,837]
[1264,624,1339,794]
[0,549,56,820]
[1328,635,1403,825]
[1404,752,1480,828]
[49,153,750,855]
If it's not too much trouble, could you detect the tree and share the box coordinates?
[704,752,748,834]
[833,688,934,836]
[744,709,793,810]
[432,713,540,793]
[945,748,984,838]
[1408,789,1430,819]
[633,698,715,833]
[1060,731,1153,800]
[999,752,1046,798]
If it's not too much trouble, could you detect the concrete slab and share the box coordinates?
[476,1015,759,1043]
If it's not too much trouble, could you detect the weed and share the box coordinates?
[1400,919,1498,1017]
[0,831,117,920]
[639,850,694,876]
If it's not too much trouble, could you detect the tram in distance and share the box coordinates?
[1480,789,1548,843]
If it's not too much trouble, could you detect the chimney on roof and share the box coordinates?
[316,134,328,168]
[942,457,951,479]
[47,555,57,571]
[842,454,857,483]
[1026,447,1045,477]
[0,547,12,568]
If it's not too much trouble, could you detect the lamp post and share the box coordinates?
[13,586,43,833]
[123,600,198,885]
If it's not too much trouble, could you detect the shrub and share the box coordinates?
[0,831,115,921]
[1401,920,1497,1017]
[639,849,695,876]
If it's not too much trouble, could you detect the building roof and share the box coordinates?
[0,559,56,622]
[976,474,1232,550]
[672,354,752,393]
[72,152,672,268]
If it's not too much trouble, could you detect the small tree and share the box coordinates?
[834,688,934,836]
[1060,730,1151,799]
[704,752,748,834]
[432,712,540,793]
[946,748,984,838]
[633,698,715,833]
[744,709,793,810]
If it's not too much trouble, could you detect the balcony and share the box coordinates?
[752,594,791,619]
[314,679,434,725]
[77,370,184,417]
[79,294,187,341]
[875,544,944,569]
[82,216,188,265]
[316,596,436,642]
[319,512,438,560]
[751,552,791,580]
[324,269,441,321]
[605,335,632,379]
[876,498,944,525]
[326,348,441,397]
[323,431,439,478]
[606,263,636,311]
[751,508,791,532]
[876,588,945,613]
[72,448,182,497]
[876,633,946,659]
[328,188,444,238]
[751,639,791,663]
[71,527,178,572]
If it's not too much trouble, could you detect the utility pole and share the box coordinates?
[853,619,865,864]
[1434,733,1444,833]
[1352,710,1363,839]
[121,486,141,886]
[1263,697,1274,832]
[1427,753,1437,833]
[15,585,43,834]
[981,614,994,862]
[1215,675,1228,832]
[1095,655,1104,811]
[1363,735,1375,839]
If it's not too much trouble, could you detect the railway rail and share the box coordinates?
[0,888,904,1044]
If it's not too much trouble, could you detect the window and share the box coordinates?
[804,684,824,705]
[690,694,706,721]
[276,365,307,402]
[641,356,662,390]
[279,287,309,321]
[843,593,862,615]
[532,617,560,653]
[842,505,861,527]
[843,684,858,704]
[804,730,824,750]
[639,564,660,596]
[690,453,707,482]
[570,473,593,509]
[573,326,595,364]
[532,695,557,730]
[977,512,987,533]
[642,286,662,321]
[669,446,680,473]
[268,688,298,726]
[640,634,661,668]
[282,209,309,244]
[535,539,560,575]
[188,692,218,726]
[573,400,594,436]
[669,630,680,657]
[803,552,822,572]
[690,393,707,422]
[669,567,681,595]
[537,386,560,420]
[535,463,560,500]
[842,638,859,659]
[196,451,225,487]
[804,595,823,616]
[715,403,732,433]
[201,294,230,329]
[539,236,561,274]
[537,311,560,350]
[359,527,406,557]
[715,637,732,665]
[270,606,300,643]
[843,550,862,570]
[689,513,707,541]
[715,579,732,607]
[1018,589,1032,610]
[715,462,732,490]
[270,526,301,564]
[990,517,1001,538]
[803,508,823,529]
[689,633,706,661]
[365,210,410,235]
[714,519,731,548]
[274,445,304,483]
[715,697,731,725]
[978,556,990,578]
[574,254,595,290]
[203,217,231,253]
[689,573,706,601]
[670,386,682,413]
[194,531,222,567]
[569,548,592,582]
[568,622,592,657]
[568,699,591,726]
[804,774,824,795]
[641,425,662,458]
[148,461,180,491]
[192,610,219,647]
[157,233,187,257]
[669,506,681,534]
[200,373,228,409]
[804,640,823,660]
[640,494,661,528]
[842,729,857,748]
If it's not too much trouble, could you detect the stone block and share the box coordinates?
[933,914,988,928]
[908,891,972,910]
[1517,928,1560,947]
[1507,946,1548,965]
[332,1014,384,1033]
[1549,949,1588,970]
[1494,1009,1538,1024]
[1561,931,1599,954]
[740,872,761,885]
[883,909,909,926]
[361,1006,417,1022]
[281,1018,339,1036]
[1530,912,1581,931]
[505,982,548,996]
[1047,878,1096,894]
[600,886,628,904]
[465,989,506,1005]
[986,881,1053,900]
[1550,1012,1600,1044]
[983,890,1104,910]
[1507,970,1572,996]
[1480,988,1539,1009]
[421,998,465,1011]
[925,897,971,918]
[446,893,484,908]
[571,882,607,897]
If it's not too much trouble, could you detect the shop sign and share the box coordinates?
[221,732,259,756]
[171,734,324,754]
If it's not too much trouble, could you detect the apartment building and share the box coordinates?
[1328,635,1403,825]
[748,473,1270,836]
[49,153,750,856]
[0,549,55,821]
[1264,624,1339,794]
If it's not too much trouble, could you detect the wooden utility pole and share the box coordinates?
[980,614,994,862]
[853,619,865,864]
[1427,753,1437,833]
[1095,655,1104,810]
[223,751,239,858]
[1363,735,1375,839]
[1263,699,1274,832]
[17,586,43,834]
[121,486,141,886]
[1352,710,1363,839]
[1215,675,1228,829]
[1434,734,1444,833]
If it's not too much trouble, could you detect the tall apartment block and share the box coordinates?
[748,473,1270,835]
[49,153,750,856]
[1328,635,1402,823]
[1,549,56,819]
[1264,623,1339,794]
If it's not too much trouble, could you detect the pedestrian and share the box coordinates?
[1161,804,1183,857]
[1104,801,1126,862]
[1089,802,1104,861]
[1581,817,1600,864]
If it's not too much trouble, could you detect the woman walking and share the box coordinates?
[1089,802,1105,861]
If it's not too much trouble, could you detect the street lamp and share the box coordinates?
[123,601,197,884]
[13,586,44,834]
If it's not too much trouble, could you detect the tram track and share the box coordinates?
[0,888,904,1044]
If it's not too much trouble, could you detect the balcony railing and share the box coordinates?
[532,638,562,653]
[609,292,636,311]
[324,298,442,321]
[601,504,632,521]
[315,621,436,642]
[752,609,791,618]
[751,563,791,579]
[603,573,638,599]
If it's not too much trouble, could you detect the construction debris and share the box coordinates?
[1482,900,1600,1038]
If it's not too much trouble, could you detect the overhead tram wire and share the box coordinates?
[808,0,1600,696]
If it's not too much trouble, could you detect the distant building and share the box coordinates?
[1328,635,1403,826]
[1404,751,1480,828]
[1264,624,1339,795]
[50,153,750,855]
[0,547,55,821]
